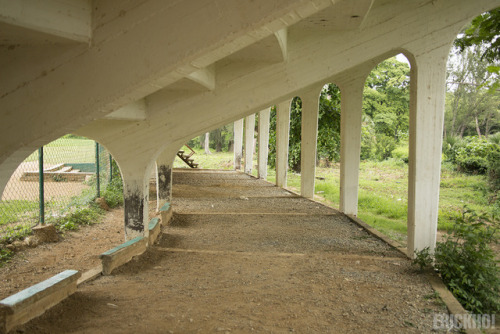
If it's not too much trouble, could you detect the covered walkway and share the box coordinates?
[19,170,448,333]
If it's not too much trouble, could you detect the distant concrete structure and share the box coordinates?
[244,114,255,174]
[1,0,498,257]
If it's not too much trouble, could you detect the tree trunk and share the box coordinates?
[474,115,481,138]
[204,132,211,154]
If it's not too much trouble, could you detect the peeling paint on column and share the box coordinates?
[158,165,172,201]
[124,191,144,233]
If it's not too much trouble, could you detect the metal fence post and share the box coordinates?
[109,154,113,183]
[38,147,44,225]
[95,142,100,198]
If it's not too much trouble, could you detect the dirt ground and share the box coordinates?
[0,169,473,333]
[0,208,124,300]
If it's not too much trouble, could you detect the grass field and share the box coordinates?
[182,148,496,246]
[24,138,96,164]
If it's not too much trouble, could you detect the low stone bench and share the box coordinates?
[0,270,81,334]
[159,202,173,226]
[148,217,161,245]
[100,236,147,275]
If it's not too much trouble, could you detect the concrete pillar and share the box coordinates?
[156,149,177,211]
[119,161,152,241]
[234,119,244,170]
[407,47,449,258]
[276,99,292,188]
[258,108,271,179]
[300,90,320,199]
[244,114,255,174]
[339,79,365,216]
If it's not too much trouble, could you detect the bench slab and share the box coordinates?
[100,236,147,275]
[148,218,161,245]
[0,270,80,333]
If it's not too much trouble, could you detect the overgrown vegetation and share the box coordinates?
[414,208,499,314]
[102,159,124,208]
[54,205,104,231]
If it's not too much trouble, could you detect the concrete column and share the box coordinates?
[300,90,320,199]
[407,47,449,258]
[258,108,271,179]
[119,161,152,241]
[244,114,256,174]
[276,99,291,188]
[156,149,177,211]
[339,79,365,216]
[234,119,244,170]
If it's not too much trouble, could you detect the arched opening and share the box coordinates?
[357,54,411,243]
[0,134,123,245]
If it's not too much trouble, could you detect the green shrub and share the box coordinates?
[487,144,500,192]
[391,142,409,163]
[375,134,397,161]
[0,224,32,244]
[0,248,13,267]
[415,207,500,314]
[102,159,124,208]
[488,132,500,146]
[442,135,462,163]
[54,205,104,232]
[454,136,496,174]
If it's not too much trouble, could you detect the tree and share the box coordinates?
[363,57,410,142]
[204,132,211,154]
[267,85,342,171]
[454,9,500,93]
[445,46,500,138]
[455,9,500,64]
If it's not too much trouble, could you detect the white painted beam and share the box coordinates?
[258,108,271,179]
[300,89,320,199]
[234,119,244,170]
[244,114,255,174]
[407,46,449,258]
[0,0,91,43]
[105,100,147,121]
[276,100,291,188]
[0,0,334,193]
[339,79,366,215]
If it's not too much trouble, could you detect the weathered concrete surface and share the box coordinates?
[16,170,451,333]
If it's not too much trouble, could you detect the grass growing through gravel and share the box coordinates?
[187,150,495,247]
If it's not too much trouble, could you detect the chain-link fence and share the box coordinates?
[0,135,112,242]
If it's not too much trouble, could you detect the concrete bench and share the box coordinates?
[148,217,161,245]
[0,270,81,334]
[159,202,173,226]
[100,236,147,275]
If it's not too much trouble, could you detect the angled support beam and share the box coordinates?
[186,65,216,91]
[300,89,320,199]
[276,99,292,188]
[0,0,91,43]
[339,79,365,216]
[274,28,288,62]
[258,108,271,179]
[244,114,256,174]
[407,46,449,258]
[233,119,244,170]
[105,100,147,121]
